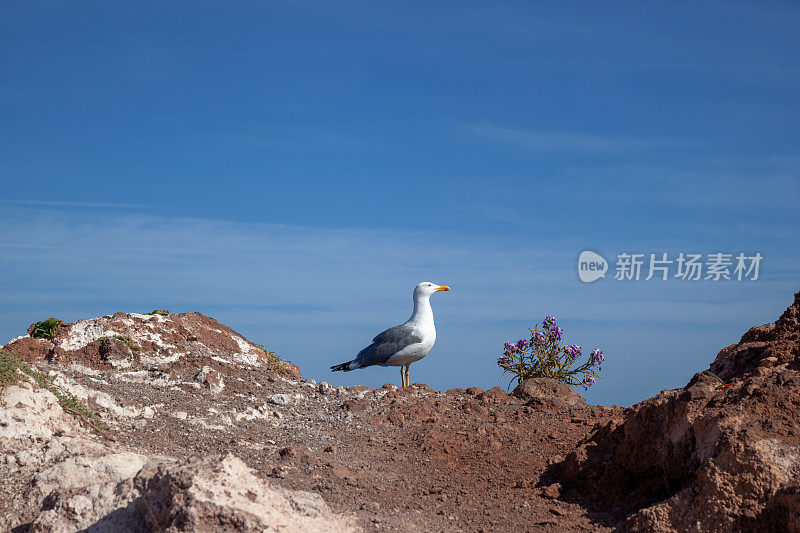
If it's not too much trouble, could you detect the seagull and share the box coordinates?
[331,281,450,387]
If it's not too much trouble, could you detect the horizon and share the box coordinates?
[2,2,799,406]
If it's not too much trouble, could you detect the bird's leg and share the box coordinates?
[406,364,411,387]
[399,366,405,388]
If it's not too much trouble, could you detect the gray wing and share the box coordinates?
[353,324,422,368]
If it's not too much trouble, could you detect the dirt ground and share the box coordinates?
[77,366,620,531]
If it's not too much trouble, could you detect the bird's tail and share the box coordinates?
[330,361,353,372]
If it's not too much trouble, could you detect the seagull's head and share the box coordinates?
[414,281,451,298]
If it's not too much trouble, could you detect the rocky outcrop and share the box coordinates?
[142,454,357,532]
[0,382,357,532]
[0,381,140,530]
[710,291,800,381]
[5,311,300,379]
[32,453,358,533]
[562,291,800,532]
[3,336,53,362]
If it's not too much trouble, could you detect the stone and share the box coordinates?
[194,366,224,394]
[512,378,587,410]
[475,386,508,404]
[341,398,368,412]
[269,394,292,405]
[2,336,54,362]
[131,454,356,532]
[387,411,405,426]
[360,502,381,512]
[542,483,562,499]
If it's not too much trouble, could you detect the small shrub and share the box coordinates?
[497,315,604,390]
[146,309,169,316]
[99,335,140,352]
[31,317,63,339]
[114,335,139,351]
[255,343,294,377]
[0,351,21,392]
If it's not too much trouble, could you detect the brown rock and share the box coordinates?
[542,482,562,499]
[387,411,405,426]
[2,336,53,362]
[278,361,303,380]
[476,386,508,404]
[279,446,317,465]
[562,290,800,532]
[340,398,368,412]
[512,378,587,411]
[382,390,400,400]
[758,356,779,368]
[710,291,800,381]
[98,337,136,367]
[461,402,489,417]
[194,365,224,394]
[329,462,358,481]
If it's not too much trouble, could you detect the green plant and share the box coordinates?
[498,315,604,390]
[99,335,140,351]
[255,343,294,376]
[0,350,113,440]
[114,335,139,351]
[0,351,20,393]
[31,317,63,339]
[145,309,169,316]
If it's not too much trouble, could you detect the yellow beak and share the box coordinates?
[436,285,451,291]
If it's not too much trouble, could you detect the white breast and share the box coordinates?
[382,289,439,367]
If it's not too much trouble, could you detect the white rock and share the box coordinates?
[35,451,148,494]
[269,394,292,405]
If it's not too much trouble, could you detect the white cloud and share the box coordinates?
[459,124,688,153]
[0,198,153,209]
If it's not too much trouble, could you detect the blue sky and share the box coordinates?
[1,2,798,405]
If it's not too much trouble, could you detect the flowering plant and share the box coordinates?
[497,315,604,390]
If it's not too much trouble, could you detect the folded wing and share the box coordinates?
[353,324,422,368]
